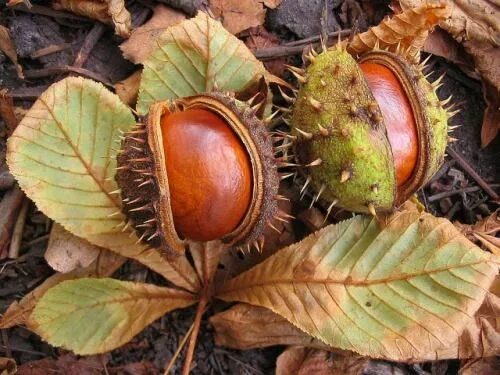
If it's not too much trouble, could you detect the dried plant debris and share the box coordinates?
[0,25,23,78]
[400,0,500,147]
[52,0,132,37]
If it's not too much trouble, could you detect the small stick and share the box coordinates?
[8,198,30,259]
[0,89,18,136]
[164,322,195,374]
[253,30,351,60]
[73,23,106,69]
[0,171,15,191]
[30,43,73,59]
[0,185,24,255]
[447,147,499,201]
[428,186,482,202]
[9,86,49,100]
[23,66,112,87]
[182,295,208,375]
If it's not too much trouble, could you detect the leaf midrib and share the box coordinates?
[220,259,489,293]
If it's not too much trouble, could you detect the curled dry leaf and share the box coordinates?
[0,357,16,375]
[346,3,451,63]
[218,210,498,361]
[27,278,197,355]
[0,25,23,79]
[45,223,101,273]
[137,12,267,114]
[276,347,370,375]
[455,209,500,254]
[209,0,266,35]
[119,4,186,64]
[6,77,199,292]
[114,70,142,107]
[52,0,131,38]
[210,303,331,350]
[245,26,286,77]
[0,249,124,329]
[460,357,500,375]
[400,0,500,147]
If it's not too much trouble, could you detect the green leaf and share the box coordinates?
[7,77,200,292]
[217,211,498,361]
[28,278,197,355]
[137,12,267,114]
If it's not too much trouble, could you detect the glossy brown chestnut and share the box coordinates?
[160,108,253,241]
[359,62,418,187]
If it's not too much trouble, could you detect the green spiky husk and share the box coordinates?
[291,48,448,214]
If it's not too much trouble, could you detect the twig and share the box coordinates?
[253,30,351,60]
[30,43,73,59]
[0,89,18,136]
[8,198,29,259]
[23,66,112,87]
[164,322,195,374]
[0,185,25,255]
[73,23,106,68]
[284,29,352,46]
[10,4,90,22]
[9,86,49,100]
[447,147,499,201]
[182,295,208,375]
[428,186,482,202]
[0,171,15,191]
[21,233,50,250]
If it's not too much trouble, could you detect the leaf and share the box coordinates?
[16,354,102,375]
[28,278,197,355]
[399,0,500,146]
[137,12,267,114]
[52,0,131,37]
[210,303,330,350]
[7,77,200,292]
[45,223,101,273]
[276,347,370,375]
[346,3,451,63]
[218,211,498,361]
[209,0,266,35]
[0,25,23,79]
[0,248,124,329]
[114,70,142,107]
[189,240,226,286]
[120,4,186,64]
[0,357,16,375]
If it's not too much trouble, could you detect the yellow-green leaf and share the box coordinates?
[136,12,267,114]
[28,278,197,355]
[218,211,498,361]
[7,77,200,292]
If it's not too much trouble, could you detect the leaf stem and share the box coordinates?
[182,294,208,375]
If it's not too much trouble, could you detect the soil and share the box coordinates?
[0,1,498,374]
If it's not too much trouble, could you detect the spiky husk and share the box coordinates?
[115,92,279,255]
[291,48,448,214]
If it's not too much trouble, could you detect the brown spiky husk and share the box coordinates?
[115,92,279,255]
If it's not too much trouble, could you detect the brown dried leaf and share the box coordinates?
[455,209,500,253]
[460,357,500,375]
[45,223,101,273]
[0,358,16,375]
[0,249,124,328]
[189,241,226,286]
[423,28,471,68]
[16,354,102,375]
[245,26,286,77]
[209,0,266,35]
[218,211,498,361]
[346,3,451,63]
[114,70,141,107]
[262,0,282,8]
[120,4,186,64]
[276,347,369,375]
[400,0,500,147]
[210,303,331,350]
[0,25,23,78]
[52,0,131,37]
